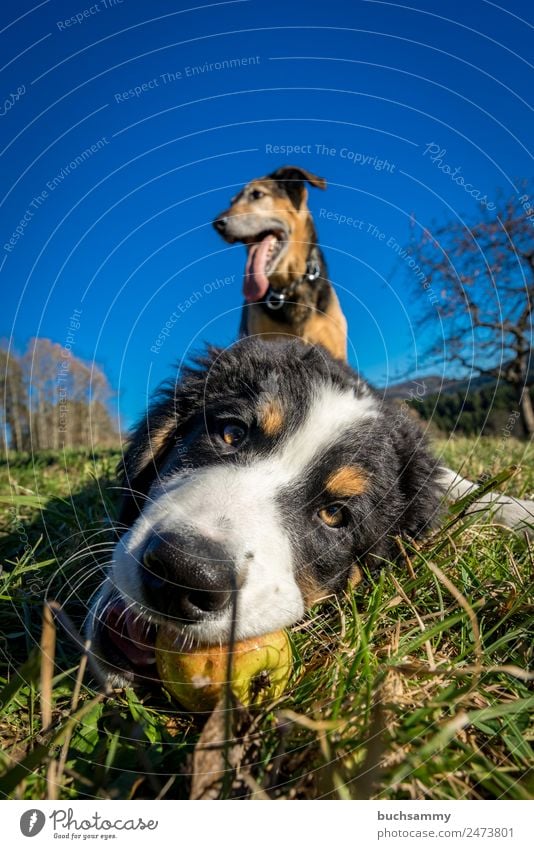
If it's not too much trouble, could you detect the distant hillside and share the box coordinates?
[376,364,533,438]
[380,368,533,401]
[381,375,457,400]
[407,382,531,438]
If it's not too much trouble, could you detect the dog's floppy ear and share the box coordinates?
[115,349,220,528]
[389,409,442,539]
[116,394,181,528]
[269,165,327,209]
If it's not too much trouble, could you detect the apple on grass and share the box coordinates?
[155,628,292,712]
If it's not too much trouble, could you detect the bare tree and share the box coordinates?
[88,364,115,446]
[0,338,119,451]
[408,183,534,435]
[0,344,29,451]
[23,339,62,450]
[69,356,92,446]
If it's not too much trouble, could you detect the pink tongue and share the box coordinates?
[106,602,156,667]
[243,235,275,302]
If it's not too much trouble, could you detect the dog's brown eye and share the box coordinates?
[318,504,348,529]
[250,189,264,200]
[222,422,247,447]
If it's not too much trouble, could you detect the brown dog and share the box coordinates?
[213,166,347,360]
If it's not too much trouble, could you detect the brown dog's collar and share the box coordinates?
[263,252,321,311]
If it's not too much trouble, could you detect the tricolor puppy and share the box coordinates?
[89,339,533,687]
[213,165,348,360]
[88,338,439,685]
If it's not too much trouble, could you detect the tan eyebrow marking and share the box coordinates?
[325,466,368,497]
[258,398,285,437]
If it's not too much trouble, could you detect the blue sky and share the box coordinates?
[1,0,532,428]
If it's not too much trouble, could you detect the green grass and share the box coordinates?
[0,440,533,800]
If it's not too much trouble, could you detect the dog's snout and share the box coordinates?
[140,532,236,622]
[213,215,228,234]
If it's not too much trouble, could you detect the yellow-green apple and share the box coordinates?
[155,628,292,711]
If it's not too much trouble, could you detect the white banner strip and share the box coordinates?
[2,799,533,848]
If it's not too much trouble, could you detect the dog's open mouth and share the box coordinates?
[95,597,157,675]
[243,230,287,302]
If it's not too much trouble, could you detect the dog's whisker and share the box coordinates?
[61,545,116,568]
[64,563,109,595]
[61,565,114,611]
[65,565,112,601]
[59,540,118,567]
[47,525,119,551]
[112,485,160,508]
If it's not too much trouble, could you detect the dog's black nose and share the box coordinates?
[140,532,235,623]
[213,216,228,233]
